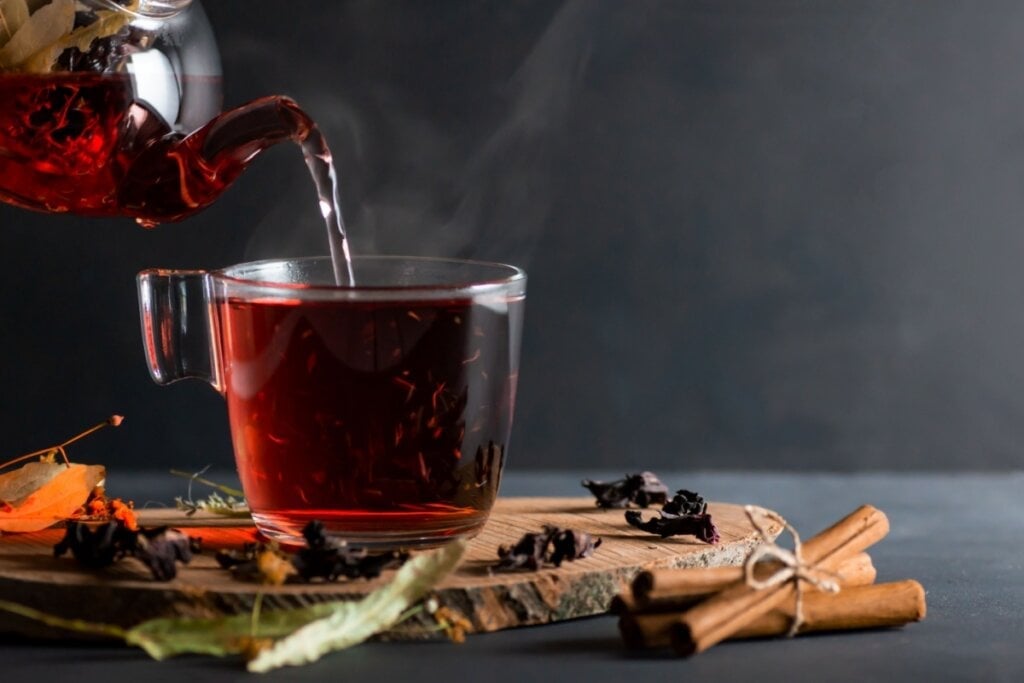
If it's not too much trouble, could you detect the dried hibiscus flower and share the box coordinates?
[661,489,708,517]
[548,527,602,567]
[292,521,407,582]
[581,471,669,508]
[53,520,136,568]
[54,520,197,581]
[134,527,196,581]
[0,416,122,533]
[493,525,602,572]
[624,489,720,544]
[493,529,550,572]
[216,522,407,584]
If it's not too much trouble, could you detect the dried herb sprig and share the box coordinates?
[174,491,249,518]
[493,525,601,572]
[624,489,720,544]
[171,467,249,518]
[581,472,670,508]
[54,520,197,581]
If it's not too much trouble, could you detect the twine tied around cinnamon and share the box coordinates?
[742,505,841,637]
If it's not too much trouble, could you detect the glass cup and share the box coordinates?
[137,256,526,547]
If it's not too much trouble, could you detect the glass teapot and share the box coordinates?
[0,0,319,227]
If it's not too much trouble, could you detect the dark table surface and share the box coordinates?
[3,470,1021,682]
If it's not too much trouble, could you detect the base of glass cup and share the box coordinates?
[251,510,491,549]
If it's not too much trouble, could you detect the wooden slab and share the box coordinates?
[0,497,780,639]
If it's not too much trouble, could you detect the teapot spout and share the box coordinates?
[119,96,318,227]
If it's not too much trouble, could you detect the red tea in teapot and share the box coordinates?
[0,72,204,218]
[0,71,353,281]
[0,73,300,221]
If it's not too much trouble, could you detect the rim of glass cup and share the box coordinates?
[200,255,526,301]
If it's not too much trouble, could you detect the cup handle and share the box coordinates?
[136,269,223,392]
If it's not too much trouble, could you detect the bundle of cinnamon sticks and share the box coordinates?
[615,504,926,655]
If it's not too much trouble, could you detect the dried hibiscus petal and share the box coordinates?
[494,530,550,572]
[134,527,194,581]
[215,544,258,570]
[624,509,720,544]
[53,520,135,568]
[661,489,708,517]
[54,520,196,580]
[581,472,669,509]
[493,525,602,572]
[547,527,602,567]
[292,521,407,582]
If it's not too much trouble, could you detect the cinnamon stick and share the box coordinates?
[669,504,890,656]
[623,552,875,614]
[620,580,925,650]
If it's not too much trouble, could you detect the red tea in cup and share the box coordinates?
[139,256,525,547]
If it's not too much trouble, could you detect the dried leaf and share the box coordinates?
[0,0,31,47]
[0,0,74,69]
[19,0,138,73]
[0,462,105,533]
[0,539,466,670]
[245,539,465,672]
[0,460,64,504]
[116,539,466,665]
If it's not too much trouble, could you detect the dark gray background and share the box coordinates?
[2,0,1022,472]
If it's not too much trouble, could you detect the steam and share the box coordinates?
[437,0,596,265]
[242,0,599,267]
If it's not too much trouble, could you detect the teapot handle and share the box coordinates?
[136,269,223,392]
